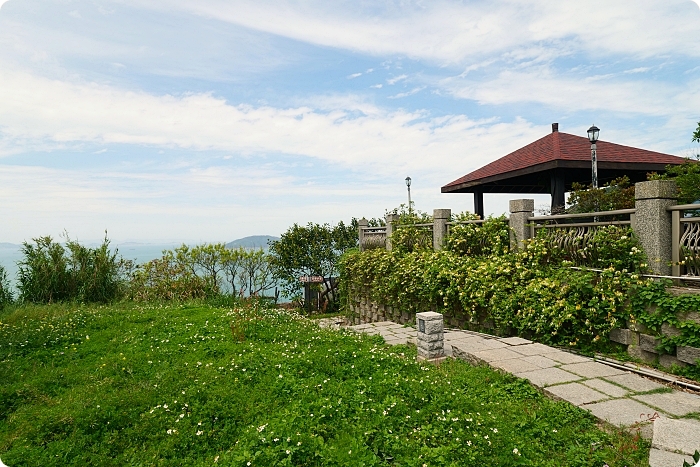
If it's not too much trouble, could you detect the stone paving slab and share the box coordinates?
[491,358,541,374]
[581,378,629,398]
[603,373,666,393]
[451,340,494,354]
[540,350,590,364]
[544,382,609,406]
[472,347,526,363]
[514,367,581,387]
[510,343,554,356]
[479,339,510,349]
[583,398,662,430]
[648,448,696,467]
[520,355,559,368]
[652,417,700,456]
[633,391,700,417]
[560,361,627,379]
[498,337,532,346]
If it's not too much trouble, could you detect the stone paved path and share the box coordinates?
[318,318,700,467]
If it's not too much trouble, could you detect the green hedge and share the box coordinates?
[340,226,649,348]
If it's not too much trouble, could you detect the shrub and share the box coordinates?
[16,234,128,304]
[567,176,635,214]
[341,228,647,348]
[445,214,510,257]
[387,205,433,254]
[127,250,216,302]
[0,265,13,310]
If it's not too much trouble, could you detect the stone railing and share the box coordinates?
[670,204,700,278]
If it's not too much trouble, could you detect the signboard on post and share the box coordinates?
[299,275,324,283]
[299,276,324,313]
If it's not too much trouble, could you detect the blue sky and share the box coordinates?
[1,0,700,243]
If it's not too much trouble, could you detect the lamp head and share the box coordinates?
[587,125,600,144]
[405,176,411,187]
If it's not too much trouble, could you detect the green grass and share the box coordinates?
[0,301,649,466]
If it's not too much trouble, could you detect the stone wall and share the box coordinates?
[346,288,412,325]
[610,288,700,369]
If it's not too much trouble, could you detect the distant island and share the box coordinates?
[225,235,279,250]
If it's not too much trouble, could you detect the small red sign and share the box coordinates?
[299,275,324,283]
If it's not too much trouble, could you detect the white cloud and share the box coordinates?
[347,72,362,79]
[387,74,408,85]
[388,86,426,99]
[442,67,700,117]
[127,0,700,64]
[0,67,544,176]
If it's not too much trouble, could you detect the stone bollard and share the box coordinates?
[416,311,446,364]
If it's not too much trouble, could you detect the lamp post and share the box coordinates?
[405,176,412,213]
[587,125,600,189]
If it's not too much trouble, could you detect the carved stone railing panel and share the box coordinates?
[680,219,700,276]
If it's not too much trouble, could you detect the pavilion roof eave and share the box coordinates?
[441,160,674,194]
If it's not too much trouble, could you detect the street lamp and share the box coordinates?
[405,176,412,213]
[587,125,600,189]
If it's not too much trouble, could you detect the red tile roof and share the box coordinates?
[443,130,685,189]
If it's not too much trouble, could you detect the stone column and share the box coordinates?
[509,199,534,250]
[634,180,678,276]
[385,213,398,251]
[358,218,368,251]
[433,209,451,251]
[416,311,445,363]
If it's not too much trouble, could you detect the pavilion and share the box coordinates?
[441,123,686,218]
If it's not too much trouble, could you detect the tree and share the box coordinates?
[692,121,700,143]
[566,176,635,214]
[268,221,358,300]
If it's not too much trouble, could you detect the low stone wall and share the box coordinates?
[610,288,700,369]
[346,289,412,325]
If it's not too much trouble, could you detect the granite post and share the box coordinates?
[416,311,446,364]
[509,199,535,250]
[433,209,451,251]
[385,213,398,251]
[633,180,678,276]
[358,218,368,252]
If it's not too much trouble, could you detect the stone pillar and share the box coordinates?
[416,311,445,363]
[634,180,678,276]
[509,199,534,250]
[358,218,368,251]
[385,213,398,251]
[433,209,451,251]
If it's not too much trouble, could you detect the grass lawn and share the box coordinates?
[0,301,649,466]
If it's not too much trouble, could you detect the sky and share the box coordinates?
[1,0,700,244]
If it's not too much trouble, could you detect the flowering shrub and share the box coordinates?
[341,229,648,347]
[445,214,510,257]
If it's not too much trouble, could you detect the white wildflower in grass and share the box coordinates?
[513,448,520,456]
